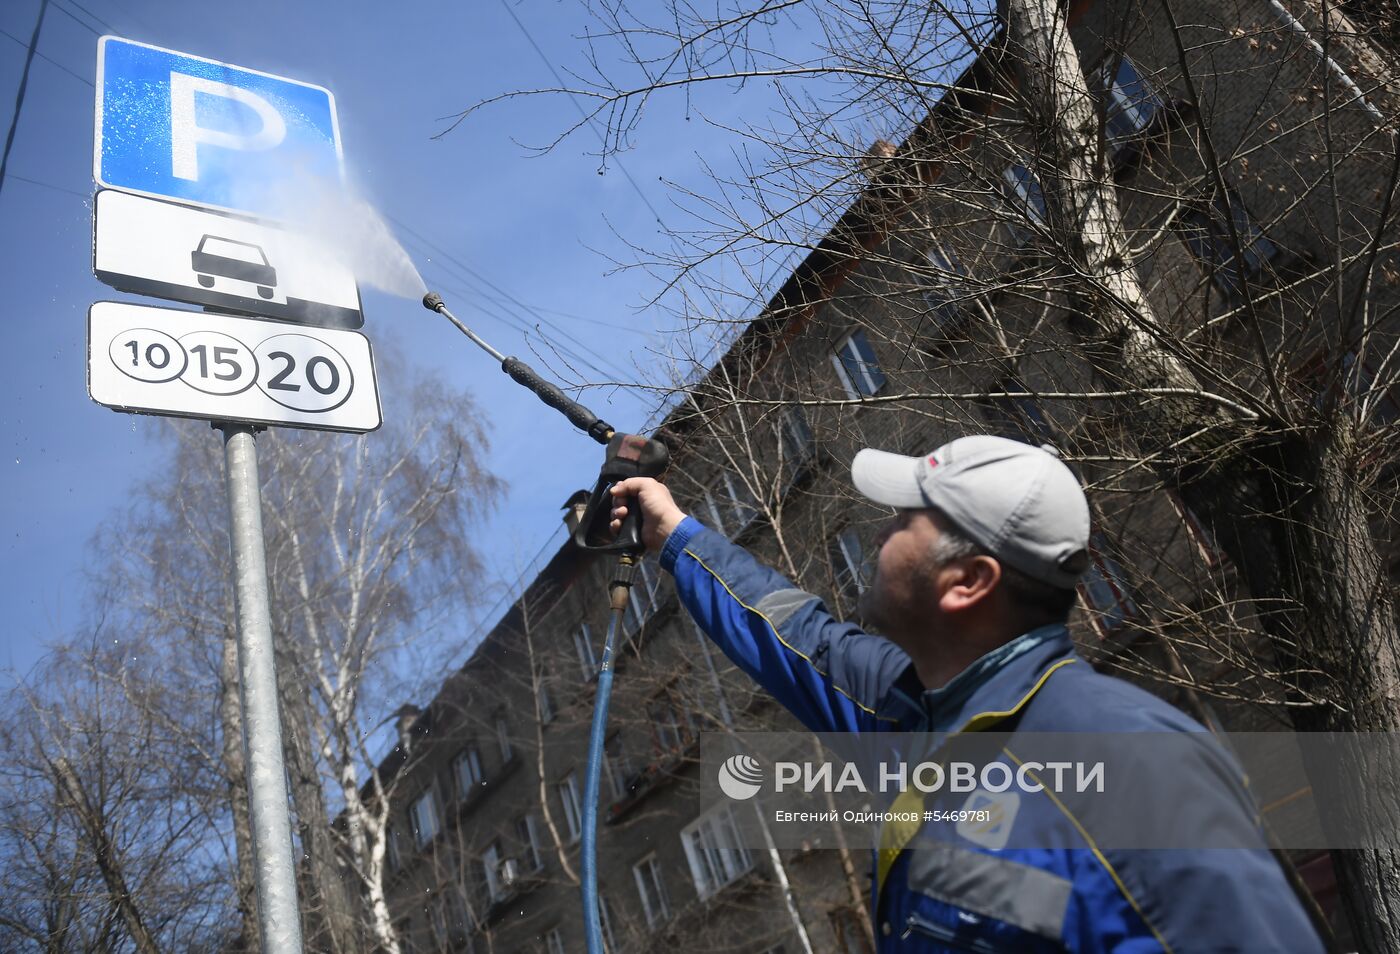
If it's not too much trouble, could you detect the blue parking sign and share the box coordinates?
[95,37,343,218]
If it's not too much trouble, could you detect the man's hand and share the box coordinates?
[609,478,687,555]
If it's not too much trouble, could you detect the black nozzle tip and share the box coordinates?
[423,291,445,312]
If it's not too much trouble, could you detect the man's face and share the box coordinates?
[857,508,945,644]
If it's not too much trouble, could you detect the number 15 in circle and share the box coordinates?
[254,333,355,413]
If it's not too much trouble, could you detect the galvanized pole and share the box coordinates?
[221,423,305,954]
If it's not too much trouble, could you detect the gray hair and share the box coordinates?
[928,514,1078,626]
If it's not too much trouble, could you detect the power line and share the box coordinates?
[494,0,666,228]
[44,0,99,35]
[9,172,87,197]
[389,213,639,381]
[56,0,117,34]
[0,0,51,204]
[0,25,91,86]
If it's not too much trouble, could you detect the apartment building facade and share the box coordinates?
[375,1,1398,950]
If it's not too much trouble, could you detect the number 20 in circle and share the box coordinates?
[254,333,355,413]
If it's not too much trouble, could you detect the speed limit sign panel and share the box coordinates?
[88,301,381,433]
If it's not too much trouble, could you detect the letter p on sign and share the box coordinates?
[168,73,287,181]
[96,37,342,219]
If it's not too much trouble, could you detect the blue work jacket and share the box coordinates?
[660,517,1324,953]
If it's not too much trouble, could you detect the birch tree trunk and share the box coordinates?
[1005,0,1400,947]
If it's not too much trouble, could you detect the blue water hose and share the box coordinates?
[581,595,626,954]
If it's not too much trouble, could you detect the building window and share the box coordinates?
[703,471,760,537]
[919,242,972,337]
[831,329,887,398]
[454,747,484,799]
[573,622,598,679]
[536,675,555,724]
[981,379,1056,444]
[598,894,619,952]
[558,772,583,843]
[829,527,867,611]
[633,853,671,927]
[409,788,441,849]
[387,825,404,872]
[1096,55,1162,149]
[516,813,544,873]
[1178,186,1278,298]
[445,884,474,943]
[626,560,662,633]
[681,804,753,899]
[1079,531,1144,639]
[604,735,634,802]
[496,716,513,763]
[428,893,449,949]
[482,841,504,903]
[648,689,695,755]
[1002,162,1048,229]
[779,404,816,469]
[545,927,566,954]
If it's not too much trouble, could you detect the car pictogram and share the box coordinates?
[191,235,277,299]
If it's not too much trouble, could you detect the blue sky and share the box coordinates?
[0,0,793,679]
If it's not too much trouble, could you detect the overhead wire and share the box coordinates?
[54,0,117,34]
[0,25,92,86]
[494,0,666,228]
[410,247,629,383]
[44,0,100,35]
[389,214,641,382]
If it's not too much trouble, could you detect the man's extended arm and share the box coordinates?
[610,478,917,733]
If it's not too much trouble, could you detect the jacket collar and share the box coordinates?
[920,624,1078,734]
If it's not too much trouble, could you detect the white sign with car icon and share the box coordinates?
[94,190,362,329]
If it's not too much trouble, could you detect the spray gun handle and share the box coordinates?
[574,434,670,554]
[501,357,614,444]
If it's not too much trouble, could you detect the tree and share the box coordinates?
[454,0,1400,946]
[55,363,501,954]
[0,634,235,953]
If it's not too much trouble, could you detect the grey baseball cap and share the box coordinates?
[850,435,1090,589]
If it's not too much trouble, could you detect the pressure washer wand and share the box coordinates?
[422,291,666,954]
[423,292,615,445]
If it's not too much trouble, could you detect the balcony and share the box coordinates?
[605,740,697,824]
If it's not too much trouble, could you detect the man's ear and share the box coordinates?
[936,555,1002,613]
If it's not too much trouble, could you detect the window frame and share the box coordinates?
[680,804,754,900]
[516,812,544,873]
[829,527,868,611]
[453,746,484,800]
[558,772,583,843]
[1095,54,1162,148]
[535,674,555,725]
[1077,530,1145,639]
[831,329,887,398]
[779,404,816,471]
[1001,162,1048,230]
[633,852,672,928]
[409,786,442,849]
[1177,186,1278,298]
[919,241,972,337]
[495,716,513,763]
[573,622,598,680]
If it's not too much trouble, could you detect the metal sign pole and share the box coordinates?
[221,422,305,954]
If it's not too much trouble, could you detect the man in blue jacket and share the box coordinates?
[610,434,1324,952]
